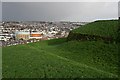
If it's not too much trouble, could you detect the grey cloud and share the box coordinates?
[2,2,118,21]
[1,0,120,2]
[0,2,2,21]
[118,1,120,17]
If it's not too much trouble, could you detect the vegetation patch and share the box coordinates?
[2,39,119,78]
[67,20,119,43]
[2,20,119,78]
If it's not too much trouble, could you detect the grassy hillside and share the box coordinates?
[2,38,118,78]
[0,47,2,79]
[73,20,118,38]
[68,20,119,42]
[2,20,119,78]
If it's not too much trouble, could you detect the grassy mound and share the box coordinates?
[2,38,119,78]
[67,20,119,42]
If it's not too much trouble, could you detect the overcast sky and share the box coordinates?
[118,2,120,17]
[2,2,119,22]
[0,2,2,21]
[1,0,119,2]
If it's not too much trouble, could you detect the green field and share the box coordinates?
[2,20,119,78]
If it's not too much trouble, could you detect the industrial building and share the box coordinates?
[15,31,43,40]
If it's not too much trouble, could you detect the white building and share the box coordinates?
[15,31,43,40]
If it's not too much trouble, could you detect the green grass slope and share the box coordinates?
[0,47,2,79]
[2,20,119,78]
[73,20,118,38]
[68,20,119,42]
[2,38,118,78]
